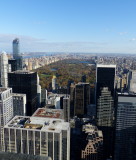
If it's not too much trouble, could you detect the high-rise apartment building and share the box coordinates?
[0,52,11,88]
[96,64,116,159]
[12,93,26,116]
[8,70,38,116]
[63,96,70,122]
[114,94,136,160]
[12,38,23,70]
[0,88,13,150]
[74,82,90,116]
[4,108,70,160]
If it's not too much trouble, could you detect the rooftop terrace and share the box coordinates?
[32,108,64,119]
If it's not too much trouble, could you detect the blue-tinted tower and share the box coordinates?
[13,38,23,70]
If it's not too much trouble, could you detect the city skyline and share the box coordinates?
[0,0,136,53]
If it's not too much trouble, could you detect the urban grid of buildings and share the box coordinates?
[0,38,135,160]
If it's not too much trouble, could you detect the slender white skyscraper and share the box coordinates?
[0,52,10,88]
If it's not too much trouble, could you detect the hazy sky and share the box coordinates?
[0,0,136,53]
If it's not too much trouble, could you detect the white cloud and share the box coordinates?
[119,32,128,35]
[130,38,136,41]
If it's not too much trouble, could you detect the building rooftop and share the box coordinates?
[0,88,7,92]
[76,82,90,86]
[12,93,26,97]
[32,108,64,119]
[9,70,35,74]
[97,64,116,68]
[4,115,69,133]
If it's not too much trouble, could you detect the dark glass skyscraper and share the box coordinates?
[74,82,90,116]
[12,38,23,70]
[96,64,116,126]
[96,64,116,160]
[114,94,136,160]
[8,70,38,116]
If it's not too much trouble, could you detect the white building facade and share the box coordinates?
[0,52,11,88]
[4,115,70,160]
[0,88,13,150]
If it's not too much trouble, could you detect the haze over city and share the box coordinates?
[0,0,136,53]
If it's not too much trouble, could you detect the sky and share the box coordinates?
[0,0,136,53]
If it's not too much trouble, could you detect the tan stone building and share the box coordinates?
[81,124,103,160]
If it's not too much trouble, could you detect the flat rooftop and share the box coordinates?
[9,70,34,74]
[97,64,116,68]
[4,116,69,133]
[0,88,7,92]
[32,108,64,119]
[12,93,26,97]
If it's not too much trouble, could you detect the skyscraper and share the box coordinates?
[12,38,23,70]
[128,70,136,93]
[8,70,38,116]
[96,64,116,99]
[70,83,75,118]
[13,38,19,57]
[96,64,116,125]
[96,64,116,159]
[0,88,13,151]
[114,93,136,160]
[74,82,90,116]
[97,87,114,127]
[12,93,26,116]
[8,59,17,72]
[0,52,10,88]
[63,96,70,122]
[37,74,41,107]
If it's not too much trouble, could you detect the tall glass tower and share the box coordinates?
[114,94,136,160]
[96,64,116,126]
[12,38,23,70]
[96,64,116,160]
[13,38,19,57]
